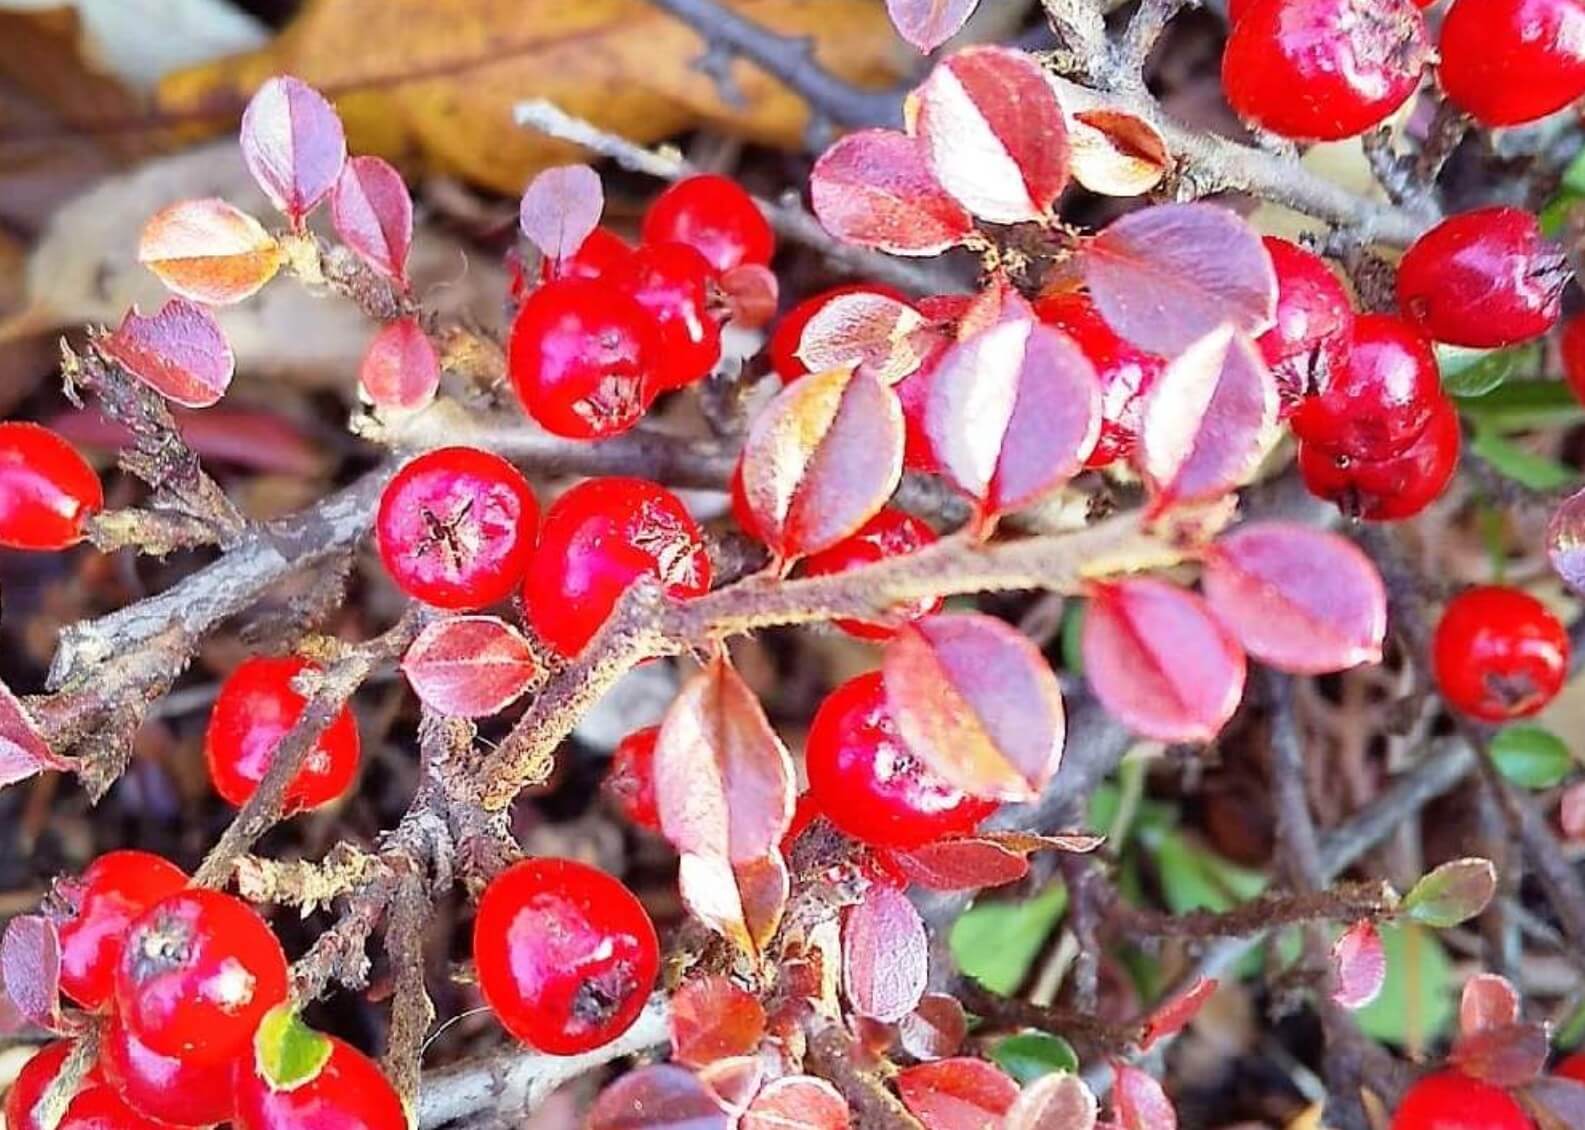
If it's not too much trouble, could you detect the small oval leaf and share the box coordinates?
[1067,109,1171,197]
[138,198,284,306]
[885,838,1031,891]
[887,0,981,52]
[669,975,767,1069]
[1460,973,1520,1038]
[1112,1062,1177,1130]
[1489,725,1573,790]
[331,155,413,285]
[811,129,974,256]
[742,1076,851,1130]
[843,883,928,1023]
[898,994,968,1061]
[678,850,789,958]
[1548,486,1585,596]
[1006,1072,1099,1130]
[1082,579,1246,744]
[1138,977,1218,1052]
[401,616,538,718]
[254,1003,334,1090]
[1403,858,1497,928]
[520,164,605,265]
[1083,203,1277,355]
[240,75,347,225]
[797,292,935,384]
[1330,920,1386,1011]
[1449,1022,1550,1088]
[360,316,441,411]
[1,916,60,1031]
[99,298,235,409]
[898,1058,1020,1130]
[588,1064,731,1130]
[884,613,1066,802]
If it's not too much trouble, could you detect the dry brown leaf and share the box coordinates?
[155,0,905,195]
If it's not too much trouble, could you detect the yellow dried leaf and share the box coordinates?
[138,198,283,305]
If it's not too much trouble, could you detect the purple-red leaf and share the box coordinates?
[885,838,1030,891]
[1083,203,1277,355]
[678,850,789,958]
[669,975,767,1069]
[884,613,1066,802]
[1,916,61,1031]
[0,678,66,790]
[912,46,1069,224]
[138,198,283,306]
[925,318,1101,525]
[888,0,981,52]
[1006,1072,1099,1130]
[739,366,904,562]
[240,75,347,225]
[520,164,605,265]
[1460,973,1520,1038]
[1449,1022,1550,1088]
[797,292,936,384]
[101,298,235,408]
[331,156,413,285]
[1112,1062,1176,1130]
[811,129,974,256]
[1082,578,1246,744]
[401,616,538,718]
[1067,109,1171,198]
[742,1076,851,1130]
[898,994,968,1061]
[1201,522,1386,675]
[1138,977,1218,1052]
[1138,325,1277,513]
[359,316,440,411]
[1547,486,1585,596]
[897,1058,1020,1130]
[696,1056,763,1118]
[587,1064,731,1130]
[843,882,928,1022]
[1330,920,1386,1011]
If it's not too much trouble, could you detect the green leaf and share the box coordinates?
[1469,427,1575,491]
[1539,193,1582,238]
[991,1032,1079,1083]
[1152,830,1267,916]
[1490,725,1574,789]
[1460,381,1584,430]
[1060,598,1086,676]
[1562,148,1585,196]
[1354,924,1455,1051]
[1403,857,1498,928]
[254,1004,333,1091]
[1439,343,1539,399]
[950,885,1066,995]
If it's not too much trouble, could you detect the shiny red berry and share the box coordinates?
[768,283,907,382]
[607,241,723,391]
[1297,398,1460,522]
[1258,238,1355,410]
[5,1042,172,1130]
[205,655,361,812]
[1433,585,1570,722]
[1291,314,1442,462]
[805,672,997,849]
[233,1025,405,1130]
[1222,0,1430,141]
[1229,0,1433,20]
[800,509,943,641]
[1559,1051,1585,1083]
[115,889,289,1066]
[507,278,661,439]
[101,1011,234,1127]
[1563,315,1585,406]
[524,477,711,658]
[55,850,188,1010]
[1390,1071,1533,1130]
[641,174,774,273]
[539,226,634,284]
[376,446,539,610]
[473,858,659,1055]
[1438,0,1585,127]
[604,726,661,832]
[0,422,104,551]
[1035,292,1166,467]
[1397,207,1568,348]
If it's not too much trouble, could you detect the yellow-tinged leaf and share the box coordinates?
[155,0,904,196]
[138,198,283,305]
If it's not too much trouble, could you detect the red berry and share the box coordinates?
[0,422,104,551]
[1297,398,1460,521]
[101,1011,234,1127]
[1035,292,1166,467]
[55,850,188,1010]
[1438,0,1585,127]
[800,509,943,640]
[233,1028,405,1130]
[1390,1071,1533,1130]
[539,226,634,284]
[607,241,723,391]
[507,277,660,439]
[1231,0,1434,19]
[524,477,711,658]
[376,446,539,610]
[641,174,774,274]
[805,672,997,849]
[1258,238,1355,410]
[768,283,906,383]
[204,655,361,812]
[1397,207,1568,348]
[604,726,661,832]
[6,1042,180,1130]
[1559,1051,1585,1083]
[1291,314,1442,462]
[1433,585,1570,722]
[473,858,659,1055]
[1222,0,1430,141]
[1563,315,1585,406]
[115,889,289,1066]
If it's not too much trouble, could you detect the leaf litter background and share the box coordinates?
[2,2,1585,1127]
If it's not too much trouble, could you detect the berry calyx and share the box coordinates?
[507,277,661,439]
[101,1011,235,1128]
[233,1007,406,1130]
[1291,313,1443,462]
[115,889,289,1066]
[768,283,906,382]
[204,655,362,812]
[800,509,943,640]
[1297,398,1460,522]
[54,850,188,1010]
[1397,207,1569,348]
[473,858,660,1055]
[1257,237,1355,410]
[641,174,775,273]
[1035,291,1166,467]
[1438,0,1585,127]
[1389,1071,1533,1130]
[606,241,723,391]
[539,226,633,284]
[1433,585,1570,722]
[1222,0,1431,141]
[804,672,997,849]
[0,422,104,551]
[524,477,711,658]
[604,726,661,832]
[376,446,539,611]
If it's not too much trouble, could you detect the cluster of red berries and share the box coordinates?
[507,174,774,439]
[9,850,404,1130]
[1432,585,1571,722]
